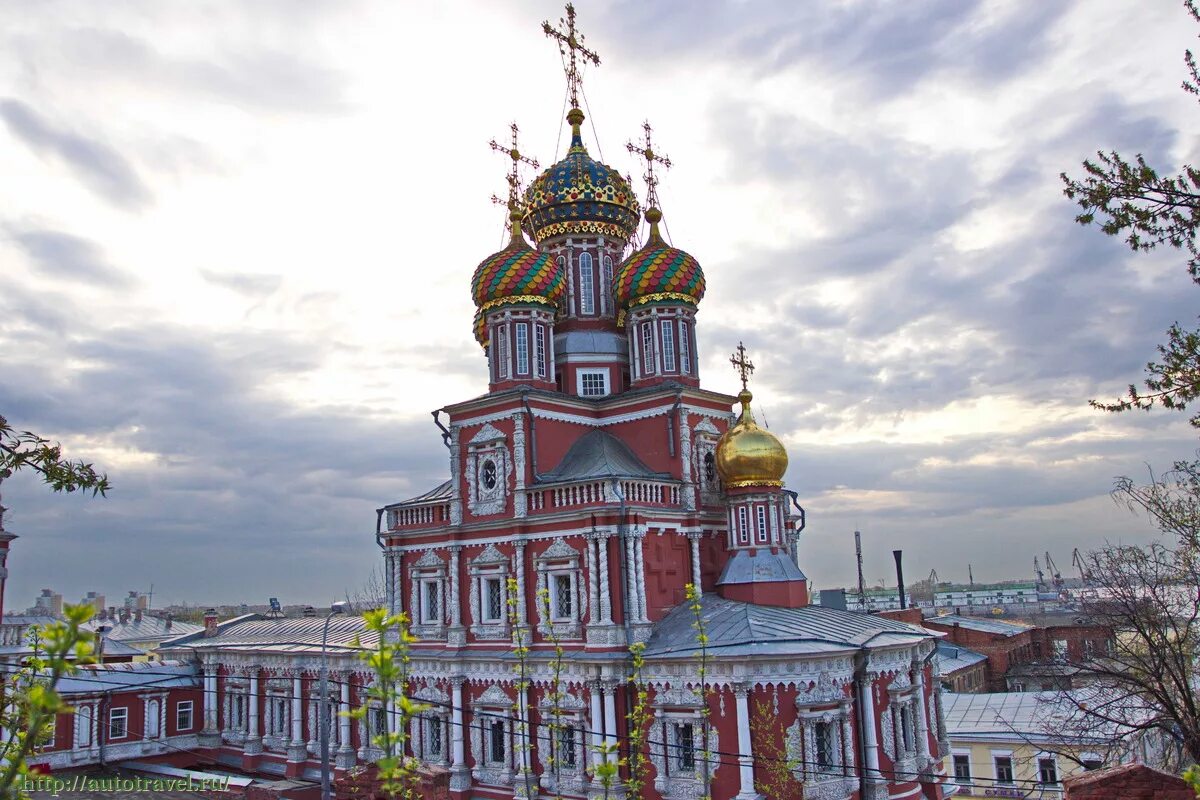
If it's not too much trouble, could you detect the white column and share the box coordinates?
[688,532,703,590]
[514,539,528,626]
[733,684,761,799]
[223,693,231,733]
[598,534,613,624]
[602,681,618,766]
[203,666,218,732]
[587,536,600,623]
[449,547,462,628]
[913,663,931,765]
[385,552,397,615]
[634,532,649,622]
[859,671,883,793]
[265,693,274,739]
[248,673,260,738]
[291,677,304,747]
[451,678,466,773]
[338,680,353,754]
[589,681,604,774]
[625,535,640,623]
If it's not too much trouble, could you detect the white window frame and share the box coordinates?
[952,750,972,784]
[109,707,129,740]
[497,324,509,379]
[991,750,1015,785]
[515,322,529,375]
[176,700,193,732]
[481,576,505,624]
[578,252,595,314]
[660,319,676,371]
[486,714,507,765]
[535,323,547,378]
[421,579,443,625]
[756,506,768,543]
[1037,754,1059,785]
[577,369,609,398]
[75,705,93,748]
[641,323,654,374]
[737,506,750,544]
[550,571,575,622]
[679,321,690,374]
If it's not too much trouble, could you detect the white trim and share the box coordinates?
[514,322,529,376]
[449,402,730,429]
[576,369,609,398]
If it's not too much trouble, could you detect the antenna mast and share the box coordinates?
[854,530,866,607]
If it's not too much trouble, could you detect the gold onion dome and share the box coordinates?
[522,108,640,244]
[715,390,788,488]
[470,208,564,346]
[614,207,705,315]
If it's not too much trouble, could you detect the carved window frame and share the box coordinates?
[465,425,510,516]
[468,545,511,640]
[409,551,448,640]
[533,540,586,639]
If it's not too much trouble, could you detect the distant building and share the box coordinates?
[936,641,988,693]
[29,588,63,616]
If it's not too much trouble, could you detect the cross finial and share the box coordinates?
[626,120,672,212]
[543,3,600,110]
[489,122,540,212]
[730,341,755,391]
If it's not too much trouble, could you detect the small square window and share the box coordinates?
[176,700,193,732]
[109,707,128,740]
[994,756,1014,785]
[578,370,608,397]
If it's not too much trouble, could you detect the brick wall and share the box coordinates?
[1063,763,1194,799]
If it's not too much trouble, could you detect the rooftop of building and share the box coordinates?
[644,592,936,659]
[160,613,377,654]
[55,660,198,695]
[935,640,987,673]
[942,690,1118,743]
[924,613,1033,636]
[84,615,204,642]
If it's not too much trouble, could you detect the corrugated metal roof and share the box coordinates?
[644,593,934,659]
[936,640,987,674]
[161,615,378,654]
[56,661,198,695]
[926,614,1032,636]
[716,550,807,585]
[84,617,204,642]
[386,479,454,508]
[944,690,1140,743]
[541,429,667,481]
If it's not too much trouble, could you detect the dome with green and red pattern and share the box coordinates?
[614,208,705,313]
[470,209,564,345]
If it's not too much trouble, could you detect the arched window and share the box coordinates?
[578,253,595,314]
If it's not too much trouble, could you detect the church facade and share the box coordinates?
[31,7,953,800]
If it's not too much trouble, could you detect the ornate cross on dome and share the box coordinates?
[542,3,600,109]
[730,341,755,391]
[626,120,672,211]
[489,122,539,210]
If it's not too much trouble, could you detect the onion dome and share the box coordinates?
[522,108,640,244]
[470,207,564,345]
[615,207,705,316]
[716,390,788,488]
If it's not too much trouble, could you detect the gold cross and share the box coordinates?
[542,3,600,109]
[626,120,672,211]
[489,122,539,210]
[730,341,755,391]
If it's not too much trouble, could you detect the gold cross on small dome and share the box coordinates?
[489,122,539,211]
[730,341,755,391]
[626,120,672,212]
[542,3,600,109]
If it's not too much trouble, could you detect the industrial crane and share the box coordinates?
[1045,551,1065,594]
[1034,556,1046,592]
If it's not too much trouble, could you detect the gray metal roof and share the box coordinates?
[386,479,454,509]
[925,614,1032,636]
[541,429,667,481]
[644,593,934,659]
[716,550,807,585]
[84,616,204,642]
[160,614,378,654]
[941,691,1113,742]
[935,640,987,674]
[56,661,198,695]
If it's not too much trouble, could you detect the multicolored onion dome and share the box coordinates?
[615,208,705,313]
[522,109,640,244]
[470,210,563,334]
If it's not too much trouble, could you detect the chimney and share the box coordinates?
[165,613,173,631]
[893,550,907,610]
[134,608,143,623]
[203,609,219,637]
[108,606,117,621]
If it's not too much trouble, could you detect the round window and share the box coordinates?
[481,459,498,490]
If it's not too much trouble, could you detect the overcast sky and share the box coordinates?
[1,0,1197,610]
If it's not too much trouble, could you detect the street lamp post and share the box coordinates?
[320,601,348,800]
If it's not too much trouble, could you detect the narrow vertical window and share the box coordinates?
[515,322,529,375]
[489,719,506,762]
[534,323,546,378]
[601,256,614,314]
[738,506,749,544]
[756,506,767,543]
[679,321,691,374]
[641,323,654,373]
[579,252,595,314]
[661,319,676,371]
[557,256,568,314]
[497,324,509,379]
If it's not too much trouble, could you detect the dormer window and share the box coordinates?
[578,369,609,398]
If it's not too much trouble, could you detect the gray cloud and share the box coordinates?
[200,269,284,298]
[0,99,153,210]
[9,228,133,288]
